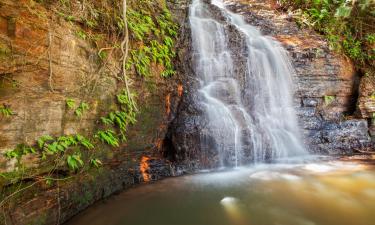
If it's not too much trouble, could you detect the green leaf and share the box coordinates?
[67,153,84,171]
[96,130,119,147]
[90,158,102,168]
[37,135,54,149]
[335,5,352,18]
[0,105,13,117]
[324,95,335,105]
[66,98,76,109]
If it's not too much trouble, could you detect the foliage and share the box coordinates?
[67,153,84,171]
[0,43,11,59]
[66,98,76,109]
[95,130,119,147]
[65,99,90,117]
[324,95,335,105]
[279,0,375,69]
[75,102,90,117]
[4,134,94,171]
[4,145,36,161]
[76,29,88,40]
[127,9,155,41]
[1,0,178,202]
[100,90,137,141]
[90,158,102,168]
[126,7,179,77]
[51,0,179,77]
[0,105,13,117]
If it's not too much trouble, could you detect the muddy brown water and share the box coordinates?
[66,156,375,225]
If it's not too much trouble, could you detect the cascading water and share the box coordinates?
[189,0,306,166]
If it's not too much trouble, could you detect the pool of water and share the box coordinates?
[66,156,375,225]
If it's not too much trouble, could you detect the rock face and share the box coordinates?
[0,0,187,224]
[226,0,372,154]
[165,0,373,168]
[1,0,374,224]
[0,0,180,171]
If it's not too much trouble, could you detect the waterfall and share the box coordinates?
[189,0,307,167]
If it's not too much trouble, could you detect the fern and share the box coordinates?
[96,130,119,147]
[66,98,76,109]
[0,105,13,117]
[90,158,103,168]
[125,6,178,78]
[37,135,54,149]
[76,134,94,149]
[4,144,36,160]
[67,153,84,171]
[75,102,90,117]
[130,48,151,76]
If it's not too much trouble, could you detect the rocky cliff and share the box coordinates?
[0,0,374,224]
[164,0,373,168]
[0,0,188,224]
[225,0,373,154]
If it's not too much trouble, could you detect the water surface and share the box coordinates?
[67,156,375,225]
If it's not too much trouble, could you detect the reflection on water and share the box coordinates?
[66,157,375,225]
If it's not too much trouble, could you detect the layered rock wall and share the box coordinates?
[165,0,373,169]
[223,0,373,154]
[0,0,188,224]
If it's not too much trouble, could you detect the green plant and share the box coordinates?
[366,34,375,44]
[100,90,138,141]
[75,102,90,117]
[125,5,178,78]
[335,4,352,18]
[130,48,151,76]
[3,134,94,172]
[66,98,76,109]
[342,33,364,61]
[95,130,119,147]
[90,158,102,168]
[279,0,374,69]
[0,43,11,59]
[0,105,13,117]
[76,30,87,40]
[127,9,155,40]
[76,134,94,149]
[57,11,76,23]
[36,134,94,162]
[324,95,335,105]
[4,144,36,161]
[67,153,84,171]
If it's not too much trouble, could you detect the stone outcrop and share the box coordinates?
[0,0,188,224]
[223,0,372,154]
[165,0,373,168]
[1,0,374,224]
[0,0,182,171]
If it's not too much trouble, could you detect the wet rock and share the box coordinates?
[166,0,373,164]
[222,0,372,154]
[358,71,375,119]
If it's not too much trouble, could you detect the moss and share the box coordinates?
[0,43,11,59]
[126,95,164,151]
[71,183,94,206]
[27,213,48,225]
[324,95,336,106]
[279,0,374,71]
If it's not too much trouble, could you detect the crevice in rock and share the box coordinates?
[348,71,363,116]
[162,129,177,162]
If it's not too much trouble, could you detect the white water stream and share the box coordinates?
[189,0,306,166]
